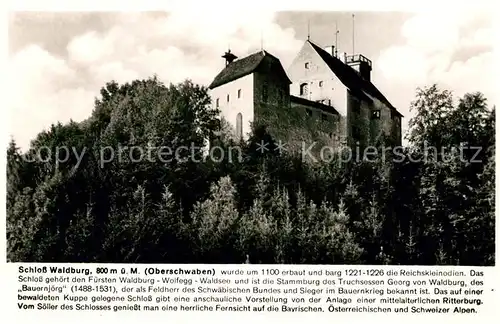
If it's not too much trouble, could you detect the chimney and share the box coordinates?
[346,54,372,81]
[222,50,237,66]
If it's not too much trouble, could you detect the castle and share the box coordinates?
[208,39,403,152]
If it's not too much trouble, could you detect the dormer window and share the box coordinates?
[238,89,241,98]
[319,81,324,87]
[305,62,309,69]
[227,94,230,103]
[372,110,381,119]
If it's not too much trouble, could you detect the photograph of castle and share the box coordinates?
[6,11,495,265]
[209,39,402,151]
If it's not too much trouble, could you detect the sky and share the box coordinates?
[7,10,496,150]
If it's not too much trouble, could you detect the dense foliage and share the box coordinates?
[6,78,495,265]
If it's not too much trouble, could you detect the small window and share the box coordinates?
[306,109,312,117]
[227,94,230,102]
[319,81,324,87]
[372,110,381,119]
[262,85,268,102]
[322,113,328,121]
[238,89,241,98]
[216,98,219,108]
[305,62,309,69]
[236,113,243,139]
[299,83,308,96]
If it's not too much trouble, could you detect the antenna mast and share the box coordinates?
[352,14,355,55]
[335,21,339,57]
[260,29,264,51]
[307,19,310,40]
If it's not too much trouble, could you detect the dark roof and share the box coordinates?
[209,50,291,89]
[290,95,340,115]
[307,40,403,117]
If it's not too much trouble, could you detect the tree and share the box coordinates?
[190,176,240,263]
[320,200,363,264]
[406,86,495,265]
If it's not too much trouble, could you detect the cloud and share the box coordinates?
[8,45,95,149]
[376,11,495,136]
[9,11,303,150]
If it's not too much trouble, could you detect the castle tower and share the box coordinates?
[345,54,372,81]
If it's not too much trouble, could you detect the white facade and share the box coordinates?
[210,74,255,140]
[287,42,348,116]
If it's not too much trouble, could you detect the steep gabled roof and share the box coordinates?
[209,50,291,89]
[307,40,403,117]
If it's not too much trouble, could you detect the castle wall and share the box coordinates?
[369,96,402,147]
[391,113,402,146]
[347,90,400,149]
[289,100,343,154]
[253,70,290,121]
[346,91,369,148]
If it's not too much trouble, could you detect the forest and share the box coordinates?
[6,77,495,265]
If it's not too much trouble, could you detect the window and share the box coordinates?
[319,81,324,87]
[305,62,309,69]
[216,98,219,108]
[299,83,308,96]
[319,99,331,106]
[262,85,268,102]
[306,109,312,117]
[238,89,241,98]
[227,94,230,102]
[236,113,243,139]
[322,113,328,121]
[372,110,381,119]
